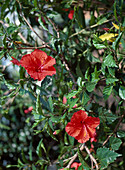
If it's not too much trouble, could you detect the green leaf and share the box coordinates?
[21,149,29,163]
[66,90,79,99]
[75,7,85,28]
[99,110,118,124]
[109,136,122,150]
[47,125,58,141]
[64,133,68,145]
[68,135,74,146]
[76,62,84,78]
[3,77,16,90]
[97,17,107,25]
[36,139,43,157]
[28,142,33,161]
[117,131,125,138]
[93,39,106,49]
[106,77,118,85]
[97,147,121,169]
[119,86,125,100]
[87,54,101,63]
[18,158,24,166]
[103,85,113,100]
[68,98,79,112]
[33,0,37,7]
[112,32,123,50]
[36,93,44,115]
[32,164,36,170]
[108,67,115,77]
[85,82,97,92]
[7,25,18,35]
[0,123,10,130]
[104,54,117,67]
[48,96,53,112]
[77,147,90,169]
[114,1,119,22]
[38,15,48,31]
[82,91,90,106]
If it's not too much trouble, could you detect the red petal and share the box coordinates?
[42,56,56,69]
[71,162,82,170]
[75,125,90,143]
[70,110,88,123]
[65,122,82,138]
[11,57,20,66]
[68,10,74,20]
[85,116,100,128]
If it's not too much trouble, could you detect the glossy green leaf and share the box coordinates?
[7,25,18,35]
[119,86,125,100]
[48,96,53,113]
[106,77,118,85]
[112,32,123,50]
[36,139,43,157]
[109,136,122,150]
[93,39,106,49]
[87,54,101,63]
[99,110,118,124]
[82,91,90,106]
[97,147,121,169]
[103,85,113,100]
[97,17,107,25]
[47,125,58,141]
[77,147,90,169]
[85,82,97,92]
[68,98,79,112]
[36,93,43,115]
[117,131,125,138]
[38,15,48,31]
[66,90,79,99]
[104,54,117,67]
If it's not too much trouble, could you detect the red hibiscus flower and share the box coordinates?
[11,49,56,81]
[65,110,100,143]
[71,162,83,170]
[68,10,74,20]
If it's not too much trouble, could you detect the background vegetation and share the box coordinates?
[0,0,125,169]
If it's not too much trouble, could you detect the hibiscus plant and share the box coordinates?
[0,0,125,169]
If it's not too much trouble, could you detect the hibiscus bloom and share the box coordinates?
[68,10,74,20]
[71,162,83,170]
[11,49,56,81]
[65,110,100,143]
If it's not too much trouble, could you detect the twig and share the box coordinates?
[84,145,99,170]
[0,20,29,44]
[66,144,85,169]
[103,111,125,146]
[59,53,77,88]
[69,19,113,38]
[16,0,46,44]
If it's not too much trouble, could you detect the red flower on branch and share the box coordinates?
[71,162,83,170]
[65,110,100,143]
[68,10,74,20]
[11,49,56,81]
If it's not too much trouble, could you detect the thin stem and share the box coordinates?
[66,144,85,169]
[103,111,125,146]
[84,145,99,170]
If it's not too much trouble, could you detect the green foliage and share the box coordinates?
[0,0,125,169]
